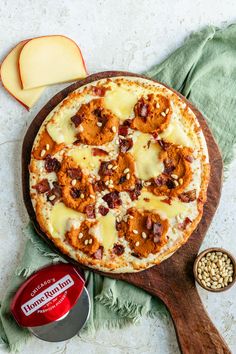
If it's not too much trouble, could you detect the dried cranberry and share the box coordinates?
[129,180,143,201]
[71,114,83,127]
[118,125,129,136]
[102,191,122,209]
[67,168,82,180]
[33,179,50,194]
[123,119,132,127]
[178,189,196,203]
[98,205,109,216]
[131,252,140,258]
[92,148,108,157]
[93,246,104,259]
[99,161,113,176]
[93,86,106,96]
[118,175,127,185]
[146,215,153,230]
[45,155,61,173]
[93,108,102,118]
[152,132,158,140]
[116,221,122,231]
[119,138,133,153]
[70,188,81,199]
[46,182,62,205]
[94,180,106,192]
[85,205,96,219]
[185,155,193,163]
[164,161,175,174]
[113,244,125,256]
[166,179,176,189]
[153,222,162,236]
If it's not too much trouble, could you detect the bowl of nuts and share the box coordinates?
[193,248,236,292]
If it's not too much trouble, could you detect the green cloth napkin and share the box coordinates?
[1,23,236,351]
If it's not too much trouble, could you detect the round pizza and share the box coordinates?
[29,75,210,273]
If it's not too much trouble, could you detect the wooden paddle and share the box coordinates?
[22,71,230,354]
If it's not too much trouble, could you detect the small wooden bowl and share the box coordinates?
[193,247,236,292]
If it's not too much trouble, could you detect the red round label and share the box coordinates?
[11,263,85,327]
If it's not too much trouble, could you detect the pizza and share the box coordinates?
[29,75,210,273]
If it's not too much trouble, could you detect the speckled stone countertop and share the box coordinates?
[0,1,236,353]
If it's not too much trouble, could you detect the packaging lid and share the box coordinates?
[11,263,90,338]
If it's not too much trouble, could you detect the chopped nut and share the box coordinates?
[71,179,77,186]
[40,149,46,157]
[108,164,113,170]
[79,232,83,239]
[112,126,117,133]
[97,122,102,127]
[112,165,118,170]
[45,144,50,151]
[135,241,140,247]
[161,112,166,117]
[142,232,147,239]
[80,193,85,199]
[124,168,130,174]
[133,230,138,234]
[88,238,93,244]
[126,173,130,180]
[171,174,178,180]
[49,195,56,201]
[84,239,88,245]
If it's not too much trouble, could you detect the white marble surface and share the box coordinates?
[0,0,236,353]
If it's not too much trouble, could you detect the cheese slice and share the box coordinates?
[159,119,194,148]
[47,112,77,144]
[104,86,138,120]
[50,202,84,238]
[68,146,103,173]
[97,213,118,250]
[135,191,189,218]
[133,133,164,180]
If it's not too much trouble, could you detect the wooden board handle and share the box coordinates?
[162,284,231,354]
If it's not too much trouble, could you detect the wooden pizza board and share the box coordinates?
[22,71,230,354]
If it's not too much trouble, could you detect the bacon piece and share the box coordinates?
[153,175,167,186]
[45,155,61,173]
[178,217,192,230]
[118,125,129,136]
[119,138,133,153]
[161,198,172,205]
[70,188,81,199]
[99,161,113,176]
[92,148,108,157]
[146,215,153,230]
[98,205,109,216]
[113,244,125,256]
[46,182,62,205]
[185,155,193,163]
[138,103,148,118]
[85,204,96,219]
[178,189,196,203]
[153,222,162,236]
[102,191,122,209]
[93,246,104,260]
[71,114,83,127]
[32,179,50,194]
[158,139,170,151]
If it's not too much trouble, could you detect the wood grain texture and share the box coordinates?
[22,71,230,354]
